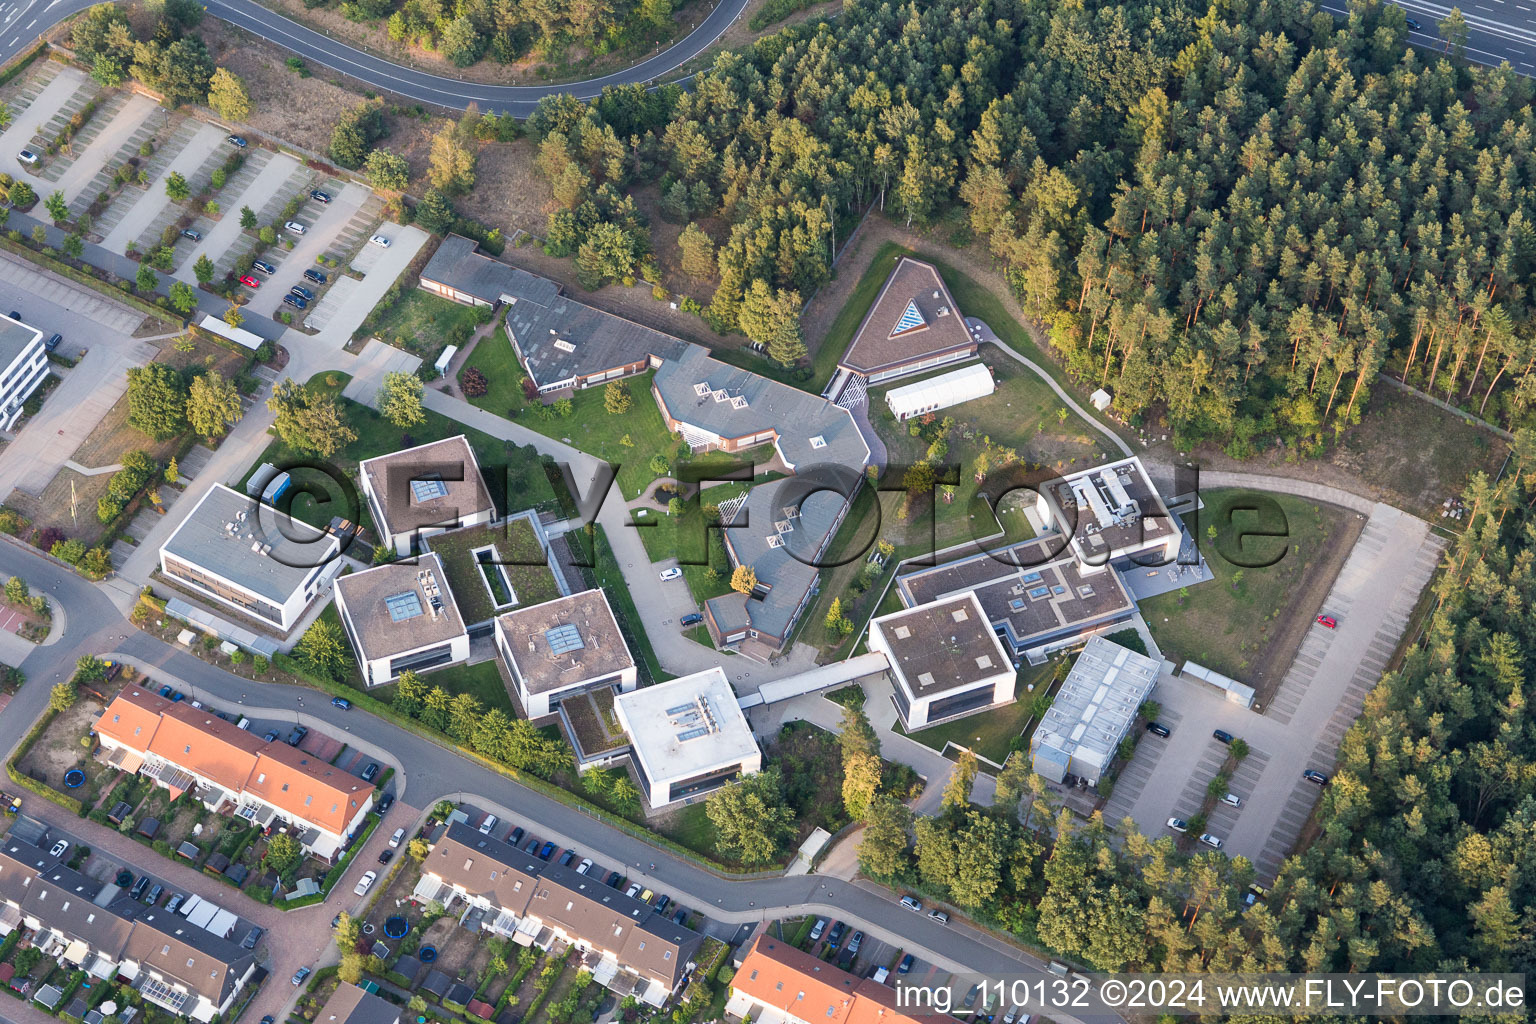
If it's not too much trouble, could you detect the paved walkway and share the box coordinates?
[1199,471,1377,516]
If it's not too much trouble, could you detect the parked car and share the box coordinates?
[378,849,393,865]
[292,967,311,986]
[525,838,542,856]
[538,842,556,860]
[900,895,922,912]
[1405,15,1422,30]
[389,828,406,848]
[45,332,61,352]
[290,285,315,301]
[576,858,592,875]
[283,294,308,310]
[846,930,863,955]
[928,910,949,924]
[353,870,377,896]
[377,794,394,814]
[304,268,327,284]
[653,894,670,914]
[963,985,980,1009]
[672,908,687,925]
[284,220,307,235]
[1166,817,1188,833]
[625,883,642,898]
[1213,729,1233,744]
[1303,769,1330,785]
[262,730,279,743]
[309,189,332,204]
[606,871,623,888]
[808,918,826,942]
[170,691,184,702]
[1200,833,1224,849]
[872,966,889,984]
[1146,721,1171,737]
[479,814,499,835]
[144,883,163,905]
[252,259,275,275]
[287,725,307,745]
[49,840,67,857]
[659,567,683,581]
[639,888,654,904]
[1316,614,1337,628]
[1220,792,1243,807]
[181,228,202,242]
[18,149,39,165]
[261,1017,275,1024]
[370,234,391,247]
[507,826,525,847]
[361,762,379,782]
[897,954,914,975]
[241,926,262,949]
[165,893,184,914]
[130,876,149,900]
[827,922,846,949]
[679,612,703,626]
[558,849,575,867]
[239,274,260,288]
[227,135,247,148]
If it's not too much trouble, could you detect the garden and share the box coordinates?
[424,518,562,627]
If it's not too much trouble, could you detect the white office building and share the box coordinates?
[613,666,761,809]
[1030,636,1159,785]
[0,313,49,430]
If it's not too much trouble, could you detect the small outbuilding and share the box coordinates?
[884,362,995,421]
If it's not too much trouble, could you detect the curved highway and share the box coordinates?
[0,0,748,113]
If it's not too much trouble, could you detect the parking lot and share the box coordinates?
[1103,502,1445,880]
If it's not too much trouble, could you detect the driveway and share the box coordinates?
[1103,502,1444,880]
[0,253,159,497]
[174,149,303,287]
[245,184,367,320]
[100,121,226,253]
[51,92,160,203]
[0,66,87,183]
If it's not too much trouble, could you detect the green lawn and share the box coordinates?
[425,520,561,626]
[238,373,565,537]
[899,662,1055,763]
[1141,489,1347,678]
[459,338,679,500]
[870,344,1108,552]
[361,658,515,717]
[631,477,756,608]
[588,525,672,684]
[366,289,490,369]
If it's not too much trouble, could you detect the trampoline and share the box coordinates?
[63,769,85,788]
[383,916,409,939]
[419,945,438,963]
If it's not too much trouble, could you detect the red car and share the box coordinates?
[239,274,260,288]
[1316,614,1337,629]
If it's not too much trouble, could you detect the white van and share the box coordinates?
[872,966,889,984]
[284,220,307,235]
[478,814,498,835]
[389,828,405,848]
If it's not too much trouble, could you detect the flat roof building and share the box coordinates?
[885,362,995,421]
[334,552,469,687]
[0,313,48,431]
[494,589,637,718]
[868,592,1016,730]
[359,435,497,557]
[419,234,562,309]
[837,257,977,384]
[614,666,761,809]
[1037,457,1180,569]
[159,484,341,634]
[1031,636,1159,785]
[896,536,1136,660]
[94,687,373,860]
[420,822,702,1005]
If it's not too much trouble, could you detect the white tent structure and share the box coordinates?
[885,362,995,420]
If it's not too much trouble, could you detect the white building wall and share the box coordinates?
[0,334,48,431]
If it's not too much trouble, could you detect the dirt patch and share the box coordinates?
[6,465,118,544]
[198,16,379,152]
[16,696,105,789]
[249,0,720,88]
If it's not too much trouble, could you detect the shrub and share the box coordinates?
[461,366,488,397]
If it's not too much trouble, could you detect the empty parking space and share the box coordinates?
[0,65,86,182]
[101,120,225,252]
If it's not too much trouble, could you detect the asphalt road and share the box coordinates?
[0,539,1117,1019]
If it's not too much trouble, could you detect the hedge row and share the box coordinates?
[5,708,84,814]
